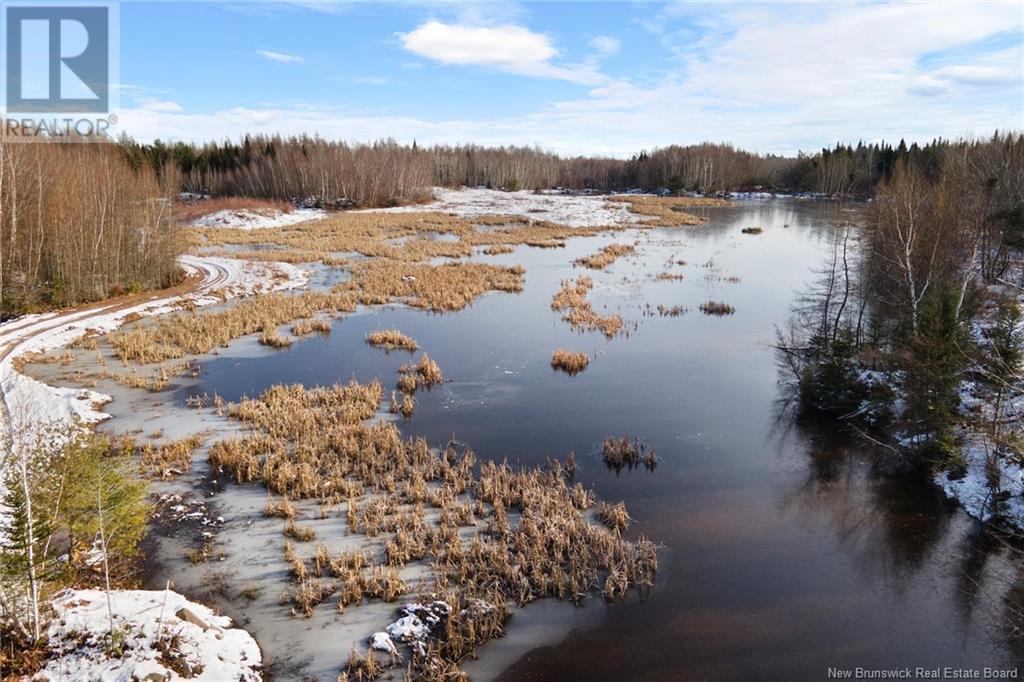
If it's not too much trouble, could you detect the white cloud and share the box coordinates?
[400,21,555,65]
[398,21,604,85]
[933,64,1017,87]
[588,36,620,56]
[257,50,305,64]
[117,2,1022,157]
[138,100,183,113]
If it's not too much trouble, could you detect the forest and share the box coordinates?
[780,132,1024,489]
[0,132,1018,319]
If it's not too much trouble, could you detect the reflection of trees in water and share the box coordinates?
[771,396,1024,658]
[780,419,949,577]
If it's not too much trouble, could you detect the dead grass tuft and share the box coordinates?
[551,277,624,338]
[602,436,658,472]
[551,349,590,375]
[609,195,726,226]
[138,435,204,479]
[366,329,418,352]
[699,301,736,316]
[573,243,635,270]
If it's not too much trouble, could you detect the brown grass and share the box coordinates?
[551,277,624,338]
[602,436,659,472]
[337,260,524,312]
[608,195,726,226]
[202,379,657,679]
[138,435,204,478]
[551,349,590,375]
[290,318,332,336]
[699,301,736,316]
[573,243,635,270]
[365,329,418,352]
[107,291,355,364]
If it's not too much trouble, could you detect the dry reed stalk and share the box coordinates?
[138,435,204,479]
[365,329,418,352]
[699,301,736,316]
[291,318,332,336]
[573,243,635,270]
[608,195,725,226]
[550,277,624,338]
[550,349,590,375]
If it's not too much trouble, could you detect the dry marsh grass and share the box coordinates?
[609,195,726,227]
[551,276,624,338]
[699,301,736,316]
[107,291,356,364]
[602,436,658,472]
[200,380,657,678]
[337,260,525,312]
[138,434,204,478]
[365,329,418,352]
[573,243,635,270]
[291,318,332,336]
[551,349,590,375]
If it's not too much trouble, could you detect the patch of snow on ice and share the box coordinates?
[192,207,325,231]
[36,588,261,681]
[361,187,645,229]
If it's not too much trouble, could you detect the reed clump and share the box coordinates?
[203,381,658,679]
[365,329,418,352]
[551,349,590,375]
[608,195,725,226]
[337,260,524,312]
[699,301,736,316]
[551,277,624,338]
[602,436,659,472]
[138,435,204,478]
[573,243,635,270]
[108,291,355,364]
[291,318,332,336]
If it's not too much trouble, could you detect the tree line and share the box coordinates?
[122,134,993,205]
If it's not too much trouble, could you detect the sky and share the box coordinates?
[111,0,1024,157]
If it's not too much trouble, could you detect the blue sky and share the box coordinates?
[114,1,1024,156]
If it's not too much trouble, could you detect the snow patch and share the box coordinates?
[35,588,261,681]
[362,187,645,228]
[192,208,325,231]
[936,435,1024,525]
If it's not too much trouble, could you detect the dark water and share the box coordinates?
[185,200,1024,680]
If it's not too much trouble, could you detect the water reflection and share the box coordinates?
[170,199,1023,680]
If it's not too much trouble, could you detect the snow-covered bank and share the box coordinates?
[929,280,1024,528]
[936,434,1024,524]
[0,256,307,433]
[192,207,325,230]
[35,588,261,681]
[362,187,645,228]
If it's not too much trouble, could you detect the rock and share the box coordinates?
[176,607,222,633]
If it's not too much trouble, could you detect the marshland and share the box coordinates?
[12,188,1024,680]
